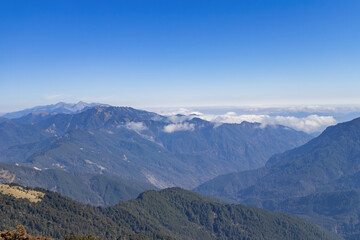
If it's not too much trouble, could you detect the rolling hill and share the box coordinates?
[0,184,340,240]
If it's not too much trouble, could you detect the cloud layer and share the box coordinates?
[163,122,195,133]
[158,108,337,133]
[118,122,148,132]
[199,113,336,133]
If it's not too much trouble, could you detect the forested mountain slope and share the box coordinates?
[0,185,340,240]
[196,117,360,239]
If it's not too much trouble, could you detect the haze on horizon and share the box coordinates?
[1,0,359,113]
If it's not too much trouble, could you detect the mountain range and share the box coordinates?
[2,102,358,239]
[2,101,105,119]
[196,117,360,239]
[0,104,311,190]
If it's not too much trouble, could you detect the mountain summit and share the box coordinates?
[2,102,106,119]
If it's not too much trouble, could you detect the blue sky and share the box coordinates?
[1,0,360,112]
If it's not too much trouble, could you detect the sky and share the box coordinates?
[1,0,360,113]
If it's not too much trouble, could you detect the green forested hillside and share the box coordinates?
[274,190,360,240]
[0,185,340,240]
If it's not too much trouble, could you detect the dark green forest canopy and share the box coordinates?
[0,185,340,240]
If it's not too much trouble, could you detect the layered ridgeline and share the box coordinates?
[0,105,311,189]
[196,117,360,239]
[0,184,340,240]
[2,101,104,120]
[0,162,156,206]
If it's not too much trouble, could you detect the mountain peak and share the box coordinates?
[3,102,105,119]
[265,116,360,167]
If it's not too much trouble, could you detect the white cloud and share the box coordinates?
[265,115,337,133]
[200,113,336,133]
[163,122,195,133]
[155,108,337,133]
[201,112,268,124]
[119,122,148,132]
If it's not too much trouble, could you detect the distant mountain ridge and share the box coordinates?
[0,105,311,189]
[0,162,156,206]
[2,101,106,119]
[195,116,360,239]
